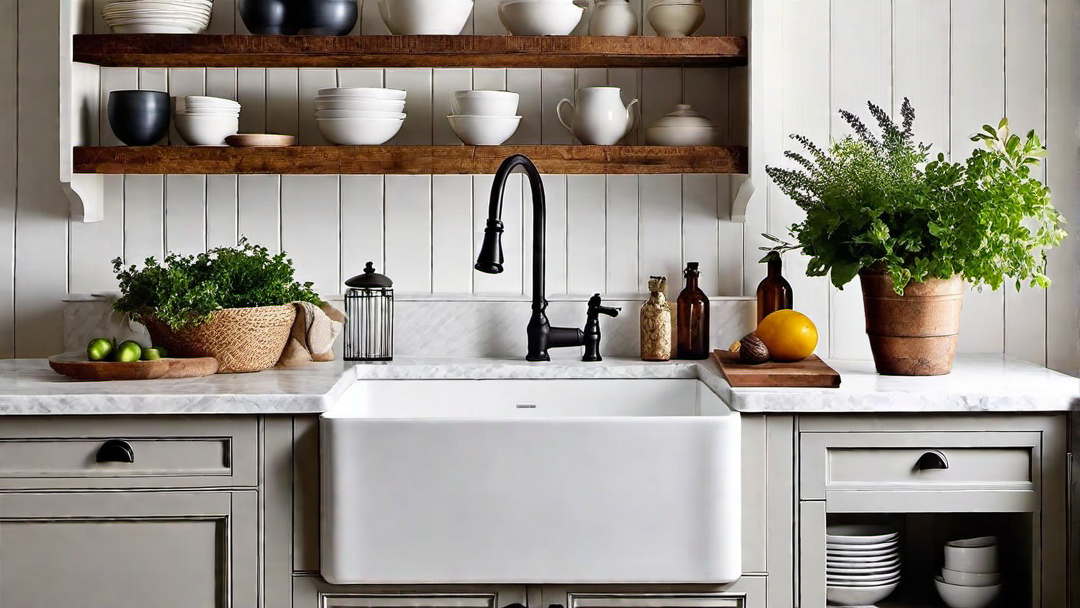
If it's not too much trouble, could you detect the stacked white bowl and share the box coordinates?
[102,0,213,33]
[447,91,521,146]
[498,0,585,36]
[825,525,901,607]
[316,87,407,146]
[175,96,240,146]
[935,536,1001,608]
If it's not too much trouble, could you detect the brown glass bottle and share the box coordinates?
[677,262,710,359]
[757,251,794,323]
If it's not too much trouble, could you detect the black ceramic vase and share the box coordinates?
[297,0,358,35]
[239,0,300,34]
[108,90,171,147]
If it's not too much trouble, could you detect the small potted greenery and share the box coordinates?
[113,239,322,373]
[766,99,1066,375]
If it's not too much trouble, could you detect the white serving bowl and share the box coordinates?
[378,0,475,35]
[646,125,717,146]
[647,1,706,38]
[826,580,899,606]
[317,117,404,145]
[826,525,899,545]
[498,0,584,35]
[315,110,407,120]
[935,576,1001,608]
[941,567,1001,587]
[314,98,406,113]
[175,114,239,146]
[451,90,520,117]
[447,115,521,146]
[944,537,998,574]
[318,87,407,101]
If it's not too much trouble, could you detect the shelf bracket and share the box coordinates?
[61,0,104,223]
[731,177,755,223]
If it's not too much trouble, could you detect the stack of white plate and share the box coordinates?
[102,0,213,33]
[175,96,239,146]
[447,90,521,146]
[315,87,406,146]
[826,525,901,607]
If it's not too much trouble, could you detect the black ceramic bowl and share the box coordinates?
[298,0,358,35]
[108,90,171,147]
[240,0,300,35]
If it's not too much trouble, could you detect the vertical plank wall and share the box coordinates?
[3,0,1078,374]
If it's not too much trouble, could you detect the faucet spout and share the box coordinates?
[475,154,581,361]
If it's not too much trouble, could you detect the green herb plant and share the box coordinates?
[765,98,1066,294]
[113,238,322,330]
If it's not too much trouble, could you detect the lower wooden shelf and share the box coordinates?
[72,145,747,175]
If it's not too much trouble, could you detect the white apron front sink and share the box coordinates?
[321,378,741,585]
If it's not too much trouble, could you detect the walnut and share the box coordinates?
[739,333,770,364]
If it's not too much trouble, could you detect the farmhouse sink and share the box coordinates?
[321,378,741,585]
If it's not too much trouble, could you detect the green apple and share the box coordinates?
[142,347,166,361]
[86,338,114,362]
[115,340,143,363]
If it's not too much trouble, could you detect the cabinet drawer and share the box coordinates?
[800,431,1038,501]
[0,416,257,489]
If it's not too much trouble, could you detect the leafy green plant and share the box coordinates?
[765,98,1066,294]
[112,239,322,330]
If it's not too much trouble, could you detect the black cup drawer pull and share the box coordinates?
[96,439,135,464]
[915,450,948,471]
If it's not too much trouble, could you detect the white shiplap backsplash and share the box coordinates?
[4,0,1078,374]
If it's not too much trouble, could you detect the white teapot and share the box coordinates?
[557,86,639,145]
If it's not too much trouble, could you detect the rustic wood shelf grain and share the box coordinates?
[72,34,748,68]
[72,145,748,175]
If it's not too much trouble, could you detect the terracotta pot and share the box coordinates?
[858,269,964,376]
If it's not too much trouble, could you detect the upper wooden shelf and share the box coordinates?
[72,34,748,68]
[72,145,748,175]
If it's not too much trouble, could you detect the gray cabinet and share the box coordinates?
[0,490,258,608]
[538,582,769,608]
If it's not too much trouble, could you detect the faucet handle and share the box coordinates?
[588,294,621,318]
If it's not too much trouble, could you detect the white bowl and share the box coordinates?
[315,110,407,120]
[935,576,1001,608]
[826,525,899,545]
[317,117,404,145]
[646,125,718,146]
[318,87,407,101]
[451,90,520,117]
[647,2,706,37]
[941,568,1001,586]
[378,0,475,35]
[447,115,521,146]
[498,0,584,35]
[944,538,998,574]
[314,98,406,113]
[175,114,239,146]
[826,580,899,606]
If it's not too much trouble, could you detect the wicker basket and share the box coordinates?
[142,305,297,373]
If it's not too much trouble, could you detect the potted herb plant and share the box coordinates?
[113,239,322,373]
[766,99,1066,375]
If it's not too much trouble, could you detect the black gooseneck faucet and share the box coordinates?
[475,154,586,362]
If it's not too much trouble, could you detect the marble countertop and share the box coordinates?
[0,355,1075,415]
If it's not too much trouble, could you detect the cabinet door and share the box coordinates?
[291,576,528,608]
[538,581,768,608]
[0,490,257,608]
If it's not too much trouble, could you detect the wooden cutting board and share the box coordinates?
[711,350,841,388]
[49,352,219,381]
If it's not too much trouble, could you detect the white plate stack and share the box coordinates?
[935,536,1001,608]
[175,96,240,146]
[102,0,213,33]
[826,525,901,607]
[315,87,407,146]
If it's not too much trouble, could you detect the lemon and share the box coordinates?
[756,310,818,362]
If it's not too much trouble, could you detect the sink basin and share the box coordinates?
[321,378,741,585]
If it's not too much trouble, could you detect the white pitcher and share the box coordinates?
[557,87,639,145]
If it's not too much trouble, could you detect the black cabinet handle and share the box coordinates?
[96,439,134,464]
[915,450,948,471]
[503,604,527,608]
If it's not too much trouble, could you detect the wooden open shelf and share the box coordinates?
[72,34,748,68]
[72,145,748,175]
